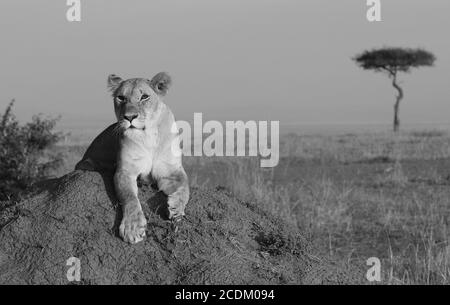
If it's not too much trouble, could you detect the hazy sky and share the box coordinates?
[0,0,449,129]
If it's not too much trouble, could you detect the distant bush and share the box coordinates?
[0,100,63,201]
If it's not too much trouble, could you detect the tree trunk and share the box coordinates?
[391,73,403,132]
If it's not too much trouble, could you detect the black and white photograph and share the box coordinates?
[0,0,449,293]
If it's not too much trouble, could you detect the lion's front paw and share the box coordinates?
[119,209,147,244]
[169,210,185,223]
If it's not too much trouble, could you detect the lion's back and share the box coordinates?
[75,123,121,172]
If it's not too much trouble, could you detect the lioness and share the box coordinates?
[75,72,189,244]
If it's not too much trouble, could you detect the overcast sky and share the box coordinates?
[0,0,449,130]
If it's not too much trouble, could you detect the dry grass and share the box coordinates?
[280,129,450,162]
[184,129,450,284]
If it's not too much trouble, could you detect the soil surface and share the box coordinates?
[0,170,363,284]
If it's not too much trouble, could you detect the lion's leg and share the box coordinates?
[114,169,147,244]
[153,166,189,221]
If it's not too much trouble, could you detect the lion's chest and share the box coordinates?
[120,129,159,175]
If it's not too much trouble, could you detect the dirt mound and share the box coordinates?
[0,170,363,284]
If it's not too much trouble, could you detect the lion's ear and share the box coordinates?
[149,72,172,96]
[107,74,123,92]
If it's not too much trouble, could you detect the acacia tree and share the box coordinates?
[353,47,435,132]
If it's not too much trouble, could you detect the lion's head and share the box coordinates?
[106,72,172,132]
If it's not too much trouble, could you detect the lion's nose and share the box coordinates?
[124,114,138,123]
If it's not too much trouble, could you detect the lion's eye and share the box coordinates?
[140,94,149,101]
[116,95,125,102]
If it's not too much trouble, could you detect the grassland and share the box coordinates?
[55,129,450,284]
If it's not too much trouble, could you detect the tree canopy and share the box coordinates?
[354,47,436,75]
